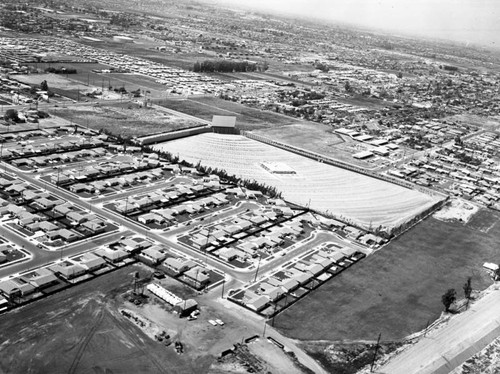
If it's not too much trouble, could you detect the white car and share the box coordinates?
[215,319,224,326]
[208,320,218,326]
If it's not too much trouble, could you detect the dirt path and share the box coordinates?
[208,295,329,374]
[378,285,500,374]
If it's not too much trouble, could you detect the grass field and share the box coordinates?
[154,133,439,229]
[157,97,303,130]
[273,210,500,342]
[24,62,171,97]
[252,123,375,168]
[49,103,201,137]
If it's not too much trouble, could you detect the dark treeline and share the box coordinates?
[45,67,77,74]
[193,60,264,73]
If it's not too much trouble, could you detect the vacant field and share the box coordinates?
[49,103,201,137]
[13,72,86,91]
[77,38,203,71]
[23,62,171,99]
[154,133,439,229]
[157,97,303,130]
[14,69,103,102]
[444,113,500,131]
[252,123,375,168]
[273,210,500,342]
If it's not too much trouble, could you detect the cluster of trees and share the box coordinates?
[440,65,459,72]
[193,60,267,73]
[109,14,140,28]
[40,80,49,92]
[27,80,54,98]
[441,273,500,314]
[441,277,473,313]
[314,62,329,73]
[4,109,20,123]
[454,151,482,166]
[45,67,77,74]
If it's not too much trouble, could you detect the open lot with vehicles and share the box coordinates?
[0,263,312,374]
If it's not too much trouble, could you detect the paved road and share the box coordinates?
[1,160,359,284]
[0,163,249,280]
[379,287,500,374]
[0,228,129,278]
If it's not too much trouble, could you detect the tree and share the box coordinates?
[344,81,351,92]
[442,289,456,312]
[40,80,49,92]
[4,109,19,122]
[463,277,472,309]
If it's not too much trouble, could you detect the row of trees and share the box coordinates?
[193,60,267,73]
[45,67,77,74]
[144,146,282,198]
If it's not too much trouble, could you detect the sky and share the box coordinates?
[209,0,500,48]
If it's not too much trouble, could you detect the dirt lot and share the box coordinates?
[274,210,500,342]
[301,341,403,374]
[21,62,173,100]
[443,114,500,131]
[48,102,201,137]
[157,97,303,130]
[0,264,308,374]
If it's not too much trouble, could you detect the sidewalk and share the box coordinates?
[378,285,500,374]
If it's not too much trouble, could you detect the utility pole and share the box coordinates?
[221,274,225,298]
[204,226,212,266]
[271,293,281,327]
[370,333,382,372]
[253,255,262,283]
